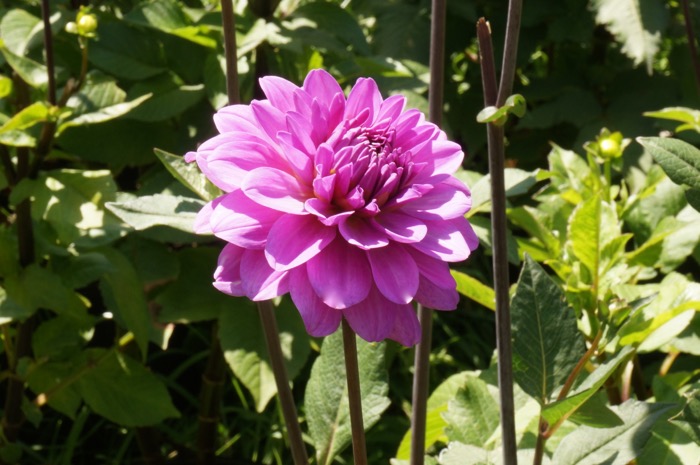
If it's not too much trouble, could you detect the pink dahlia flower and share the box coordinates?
[186,69,478,346]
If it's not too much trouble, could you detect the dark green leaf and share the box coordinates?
[77,349,179,426]
[306,330,390,465]
[637,137,700,189]
[106,194,204,233]
[154,148,221,201]
[670,390,700,445]
[219,299,310,412]
[511,256,586,403]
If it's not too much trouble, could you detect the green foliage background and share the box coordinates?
[0,0,699,464]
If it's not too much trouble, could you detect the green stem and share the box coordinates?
[532,418,547,465]
[477,17,518,465]
[258,301,309,465]
[41,0,56,105]
[220,0,240,105]
[342,319,368,465]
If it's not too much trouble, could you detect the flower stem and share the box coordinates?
[197,325,226,465]
[342,318,368,465]
[258,301,309,465]
[41,0,56,106]
[410,305,433,465]
[410,1,446,463]
[477,16,518,465]
[220,0,240,105]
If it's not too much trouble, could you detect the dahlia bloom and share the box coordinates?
[187,69,477,346]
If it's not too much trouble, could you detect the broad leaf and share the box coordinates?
[0,101,51,134]
[99,248,151,358]
[77,349,179,426]
[637,137,700,190]
[219,299,310,412]
[670,390,700,445]
[0,43,48,88]
[551,400,674,465]
[511,255,586,403]
[644,107,700,133]
[306,330,390,465]
[451,270,495,310]
[106,194,204,233]
[0,9,42,55]
[443,377,499,448]
[57,94,151,135]
[154,148,221,201]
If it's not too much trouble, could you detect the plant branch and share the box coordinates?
[496,0,523,106]
[221,0,240,105]
[258,301,309,465]
[556,330,602,403]
[681,0,700,95]
[410,1,446,463]
[342,319,368,465]
[477,17,518,465]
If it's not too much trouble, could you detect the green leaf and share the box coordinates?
[551,400,675,465]
[511,256,586,403]
[99,248,151,358]
[478,95,526,124]
[106,194,204,233]
[0,42,48,88]
[154,148,221,201]
[52,252,115,289]
[306,330,390,465]
[541,346,634,426]
[125,73,204,122]
[569,393,624,428]
[686,188,700,212]
[19,169,123,247]
[0,101,51,134]
[592,0,666,73]
[451,270,495,310]
[57,94,151,135]
[670,390,700,445]
[637,137,700,190]
[567,193,602,281]
[639,404,700,465]
[0,9,42,55]
[26,358,82,419]
[155,247,230,323]
[0,75,13,99]
[76,349,179,426]
[644,107,700,134]
[219,299,310,412]
[443,377,499,447]
[125,0,216,48]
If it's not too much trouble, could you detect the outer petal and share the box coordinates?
[345,78,382,124]
[341,285,399,343]
[399,179,472,220]
[289,267,342,337]
[240,249,289,300]
[194,199,216,234]
[414,277,459,311]
[306,237,372,309]
[339,216,389,250]
[372,211,427,244]
[405,247,456,289]
[209,190,283,249]
[259,76,300,113]
[367,244,419,304]
[213,243,245,296]
[242,167,311,214]
[410,217,478,262]
[265,215,337,271]
[387,305,421,346]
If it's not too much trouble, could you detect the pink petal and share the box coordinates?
[414,277,459,310]
[367,244,419,304]
[409,217,478,262]
[251,101,286,143]
[213,244,245,296]
[242,167,311,214]
[213,104,260,134]
[306,238,372,309]
[341,285,398,343]
[209,190,283,248]
[405,247,456,288]
[345,78,382,124]
[400,178,471,220]
[376,94,406,122]
[339,216,390,250]
[259,76,300,113]
[240,249,289,300]
[304,198,352,226]
[289,268,342,337]
[265,215,337,271]
[412,139,465,181]
[303,69,344,108]
[387,305,421,346]
[194,199,216,234]
[373,211,427,244]
[206,137,288,189]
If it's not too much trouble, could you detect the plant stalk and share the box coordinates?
[410,0,446,463]
[342,319,368,465]
[258,301,309,465]
[477,17,518,465]
[221,0,240,105]
[41,0,56,106]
